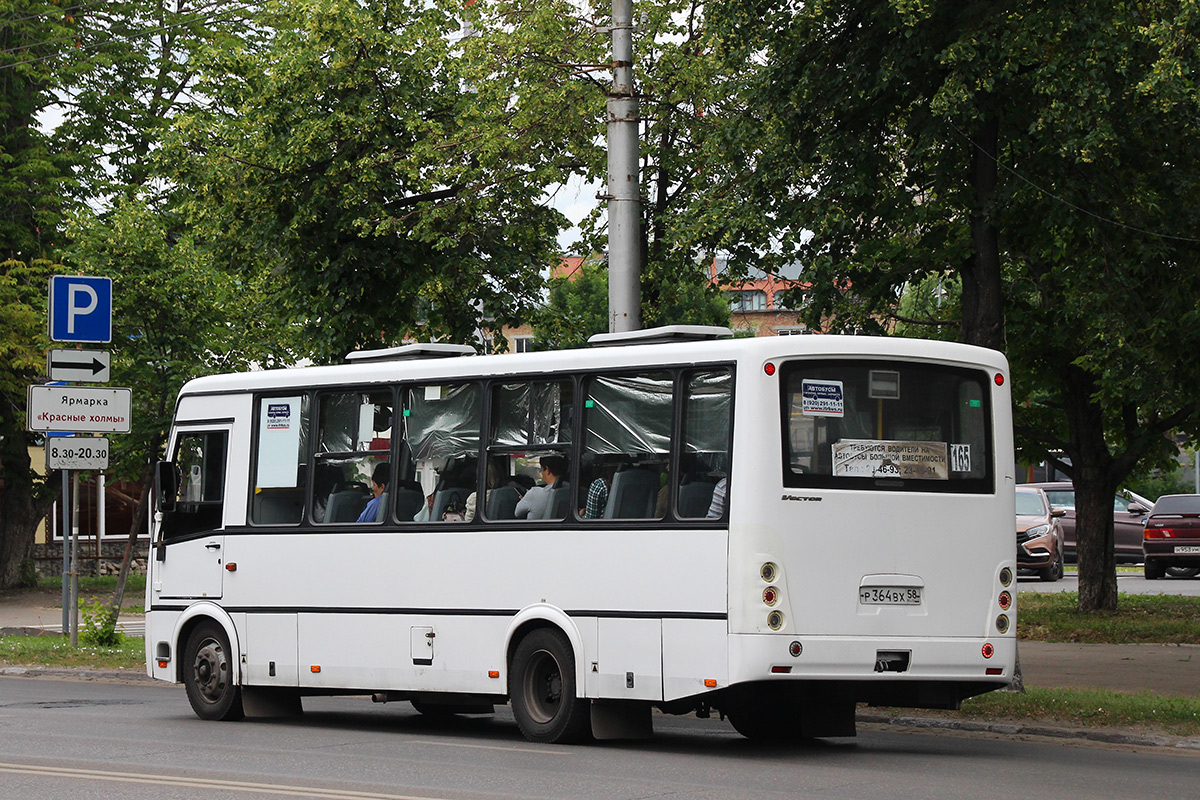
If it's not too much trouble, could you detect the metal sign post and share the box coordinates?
[31,275,129,643]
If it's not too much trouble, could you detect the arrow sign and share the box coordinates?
[47,349,111,383]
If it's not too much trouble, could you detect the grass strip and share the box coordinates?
[36,574,147,595]
[1018,592,1200,644]
[0,635,144,671]
[959,687,1200,737]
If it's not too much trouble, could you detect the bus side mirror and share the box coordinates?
[156,460,178,513]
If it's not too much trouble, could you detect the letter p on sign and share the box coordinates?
[49,276,113,343]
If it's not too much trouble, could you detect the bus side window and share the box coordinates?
[313,390,393,524]
[580,371,673,520]
[676,368,732,519]
[485,380,573,522]
[162,431,228,540]
[251,395,309,525]
[402,382,481,522]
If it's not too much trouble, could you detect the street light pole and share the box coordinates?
[606,0,641,333]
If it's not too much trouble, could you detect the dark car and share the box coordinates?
[1142,494,1200,580]
[1022,481,1152,563]
[1015,487,1065,581]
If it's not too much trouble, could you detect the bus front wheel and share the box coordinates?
[509,628,591,744]
[183,621,245,721]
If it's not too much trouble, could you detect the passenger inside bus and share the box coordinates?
[514,455,569,520]
[355,462,390,522]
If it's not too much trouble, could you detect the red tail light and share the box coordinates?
[1144,527,1173,540]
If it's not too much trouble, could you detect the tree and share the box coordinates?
[63,197,295,615]
[703,0,1200,611]
[51,1,256,200]
[0,2,77,588]
[532,255,729,350]
[164,0,583,361]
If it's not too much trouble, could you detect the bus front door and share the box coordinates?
[152,429,230,601]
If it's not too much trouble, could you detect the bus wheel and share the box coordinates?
[509,628,591,744]
[727,701,804,741]
[183,621,244,721]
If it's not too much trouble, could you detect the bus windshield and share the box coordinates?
[781,359,993,493]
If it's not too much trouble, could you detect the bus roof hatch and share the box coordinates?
[345,343,477,363]
[587,325,734,347]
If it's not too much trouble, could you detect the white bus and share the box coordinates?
[146,327,1016,743]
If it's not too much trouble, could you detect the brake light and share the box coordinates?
[1144,527,1174,539]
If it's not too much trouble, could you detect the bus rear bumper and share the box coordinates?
[728,633,1016,702]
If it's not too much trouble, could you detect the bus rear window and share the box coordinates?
[781,360,993,493]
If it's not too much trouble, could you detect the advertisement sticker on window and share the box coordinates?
[800,379,845,418]
[832,439,949,479]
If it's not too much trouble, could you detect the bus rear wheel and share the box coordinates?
[727,700,805,741]
[183,621,244,721]
[509,628,591,744]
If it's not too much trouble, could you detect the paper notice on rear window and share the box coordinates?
[832,440,949,479]
[800,379,844,417]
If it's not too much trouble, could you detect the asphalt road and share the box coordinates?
[2,676,1198,800]
[1017,569,1200,595]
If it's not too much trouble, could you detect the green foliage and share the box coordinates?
[165,0,576,361]
[78,598,124,647]
[893,273,961,341]
[63,199,289,481]
[0,2,75,259]
[1123,461,1194,504]
[532,256,730,350]
[52,1,258,200]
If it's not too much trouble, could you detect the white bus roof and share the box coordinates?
[177,334,1008,398]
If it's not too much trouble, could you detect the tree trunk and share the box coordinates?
[960,113,1005,352]
[0,435,58,590]
[106,471,153,627]
[1062,367,1120,611]
[107,438,161,626]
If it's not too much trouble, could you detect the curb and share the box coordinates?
[858,712,1200,751]
[0,665,155,683]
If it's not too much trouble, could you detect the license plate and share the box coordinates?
[859,586,922,605]
[1174,545,1200,554]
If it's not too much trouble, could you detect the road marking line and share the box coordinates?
[408,739,566,756]
[0,762,454,800]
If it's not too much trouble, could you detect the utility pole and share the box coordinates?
[606,0,641,332]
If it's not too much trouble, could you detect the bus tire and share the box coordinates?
[727,700,804,741]
[183,621,244,721]
[509,628,591,744]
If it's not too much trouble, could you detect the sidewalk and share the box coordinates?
[0,588,145,638]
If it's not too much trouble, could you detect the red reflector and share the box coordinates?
[771,666,792,674]
[764,362,776,376]
[157,660,169,669]
[986,668,1003,676]
[981,643,994,659]
[994,373,1005,386]
[998,591,1012,610]
[225,562,237,571]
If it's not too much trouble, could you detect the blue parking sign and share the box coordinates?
[49,276,113,343]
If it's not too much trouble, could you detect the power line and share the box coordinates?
[1,2,110,26]
[949,119,1200,245]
